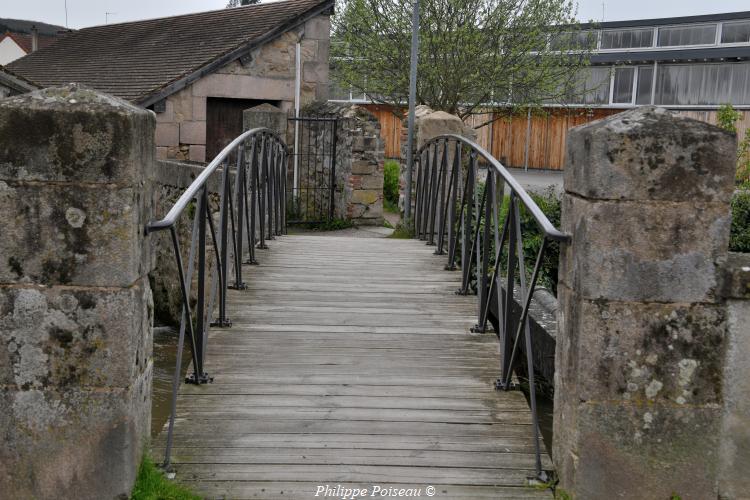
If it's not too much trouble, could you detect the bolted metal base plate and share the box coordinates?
[425,241,436,246]
[433,250,445,255]
[444,265,457,271]
[229,282,247,290]
[245,259,259,265]
[495,379,519,391]
[455,288,470,295]
[470,324,486,334]
[257,244,269,250]
[185,372,214,385]
[210,318,232,328]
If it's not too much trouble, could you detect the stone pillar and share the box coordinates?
[719,252,750,499]
[553,107,736,499]
[243,103,287,138]
[399,106,475,216]
[0,85,153,499]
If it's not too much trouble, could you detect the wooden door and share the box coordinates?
[206,97,280,162]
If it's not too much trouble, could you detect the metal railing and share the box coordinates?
[146,127,288,467]
[412,134,569,482]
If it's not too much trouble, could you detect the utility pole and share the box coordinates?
[403,0,420,221]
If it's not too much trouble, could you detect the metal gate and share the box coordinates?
[287,116,338,223]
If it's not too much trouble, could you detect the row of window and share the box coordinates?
[330,61,750,107]
[546,19,750,52]
[569,61,750,106]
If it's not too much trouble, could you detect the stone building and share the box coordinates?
[7,0,333,163]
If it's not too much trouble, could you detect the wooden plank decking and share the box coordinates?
[155,234,553,499]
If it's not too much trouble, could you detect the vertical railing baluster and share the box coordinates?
[190,186,209,384]
[232,144,247,289]
[435,139,449,255]
[257,135,267,249]
[218,160,231,324]
[459,152,476,294]
[473,169,493,333]
[426,142,440,246]
[498,192,517,389]
[445,141,461,270]
[244,138,257,265]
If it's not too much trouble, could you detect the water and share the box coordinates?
[151,326,192,438]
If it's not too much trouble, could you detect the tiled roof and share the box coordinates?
[1,32,59,54]
[7,0,332,104]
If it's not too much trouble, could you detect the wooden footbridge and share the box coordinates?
[148,130,564,499]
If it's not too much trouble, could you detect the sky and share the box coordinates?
[1,0,749,30]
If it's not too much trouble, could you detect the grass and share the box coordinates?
[384,197,399,214]
[131,456,202,500]
[388,219,415,239]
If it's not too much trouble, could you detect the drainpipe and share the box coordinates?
[293,42,301,199]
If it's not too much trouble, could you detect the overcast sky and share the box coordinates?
[2,0,749,30]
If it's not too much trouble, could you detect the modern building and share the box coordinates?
[331,11,750,167]
[6,0,333,163]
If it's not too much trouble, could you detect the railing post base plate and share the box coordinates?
[495,379,519,391]
[185,372,214,385]
[470,324,486,334]
[245,259,259,265]
[229,282,247,290]
[210,319,232,328]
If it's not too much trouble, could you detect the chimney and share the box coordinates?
[31,25,38,52]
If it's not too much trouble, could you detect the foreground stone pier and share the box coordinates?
[553,107,739,499]
[0,85,154,499]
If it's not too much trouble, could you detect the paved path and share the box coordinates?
[155,234,552,499]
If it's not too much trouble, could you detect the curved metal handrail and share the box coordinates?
[147,126,288,469]
[417,133,569,242]
[411,133,569,483]
[146,127,287,233]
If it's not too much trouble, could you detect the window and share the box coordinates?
[565,67,611,105]
[549,31,598,51]
[601,28,654,49]
[721,21,750,44]
[655,62,750,105]
[657,24,716,47]
[635,66,654,105]
[612,67,636,103]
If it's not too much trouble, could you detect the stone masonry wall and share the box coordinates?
[0,85,154,499]
[553,107,739,499]
[148,160,224,326]
[155,15,330,163]
[399,105,476,217]
[297,102,384,224]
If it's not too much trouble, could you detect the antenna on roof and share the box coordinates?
[602,2,605,22]
[64,0,68,28]
[106,12,117,24]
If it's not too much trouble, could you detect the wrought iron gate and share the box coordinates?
[287,116,338,223]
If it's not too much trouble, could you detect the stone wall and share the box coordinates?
[553,107,742,499]
[399,106,476,217]
[295,102,384,224]
[148,160,224,326]
[154,15,330,163]
[0,85,153,499]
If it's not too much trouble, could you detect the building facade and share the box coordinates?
[331,11,750,168]
[7,0,332,163]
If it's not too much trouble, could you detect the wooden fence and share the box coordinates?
[363,103,750,170]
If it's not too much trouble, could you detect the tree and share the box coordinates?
[332,0,594,118]
[226,0,260,7]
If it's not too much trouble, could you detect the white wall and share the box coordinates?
[0,37,27,66]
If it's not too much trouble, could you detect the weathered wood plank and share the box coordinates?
[155,235,552,498]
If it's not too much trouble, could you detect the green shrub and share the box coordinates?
[731,190,750,253]
[383,160,400,211]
